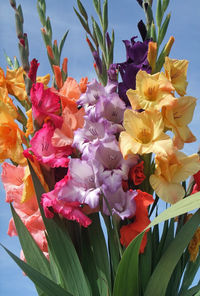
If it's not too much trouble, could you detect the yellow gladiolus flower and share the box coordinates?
[5,67,50,101]
[119,109,173,158]
[150,151,200,204]
[0,101,26,165]
[37,73,50,88]
[162,96,196,149]
[25,108,34,137]
[164,56,188,96]
[127,70,176,111]
[6,67,28,101]
[21,161,48,203]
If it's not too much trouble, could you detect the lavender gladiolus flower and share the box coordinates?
[101,185,137,219]
[95,92,125,127]
[58,159,101,209]
[73,118,115,156]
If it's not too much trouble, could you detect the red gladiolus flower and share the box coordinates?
[130,161,146,185]
[191,170,200,194]
[120,190,154,253]
[28,59,39,83]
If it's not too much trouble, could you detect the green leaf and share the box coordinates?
[93,0,102,22]
[156,0,162,28]
[46,17,52,42]
[1,244,73,296]
[4,51,13,68]
[162,0,170,13]
[194,289,200,296]
[13,56,20,69]
[74,8,90,34]
[150,22,157,42]
[108,29,114,65]
[157,13,171,46]
[10,204,52,279]
[59,30,69,56]
[139,231,152,293]
[86,213,111,295]
[92,18,104,51]
[148,192,200,228]
[103,0,108,33]
[144,209,200,296]
[28,161,91,296]
[80,228,101,296]
[180,284,200,296]
[113,232,144,296]
[103,215,120,281]
[152,223,160,269]
[179,253,200,295]
[77,0,88,20]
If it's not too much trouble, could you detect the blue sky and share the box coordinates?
[0,0,200,295]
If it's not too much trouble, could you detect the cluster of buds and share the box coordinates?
[10,0,30,73]
[37,0,69,89]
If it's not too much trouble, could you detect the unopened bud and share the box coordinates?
[53,65,63,89]
[46,45,54,60]
[147,41,157,73]
[10,0,16,9]
[62,58,68,74]
[164,36,175,56]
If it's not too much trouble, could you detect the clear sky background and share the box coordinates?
[0,0,200,295]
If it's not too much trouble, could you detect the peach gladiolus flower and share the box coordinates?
[58,77,88,112]
[150,151,200,204]
[164,56,188,96]
[1,162,48,256]
[162,96,196,149]
[127,70,176,111]
[0,100,26,165]
[52,106,85,147]
[119,109,173,158]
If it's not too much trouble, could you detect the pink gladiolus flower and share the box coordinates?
[29,122,72,168]
[41,175,92,227]
[30,83,62,127]
[1,162,48,256]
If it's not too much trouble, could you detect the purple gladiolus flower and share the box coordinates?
[73,118,115,155]
[58,159,101,209]
[101,185,137,219]
[114,36,151,105]
[95,92,125,131]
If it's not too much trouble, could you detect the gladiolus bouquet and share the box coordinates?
[1,0,200,295]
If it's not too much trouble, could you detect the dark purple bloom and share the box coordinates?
[114,36,151,105]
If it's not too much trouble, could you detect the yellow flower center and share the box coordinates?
[144,85,158,101]
[137,128,152,144]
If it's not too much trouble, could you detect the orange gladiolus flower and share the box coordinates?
[58,77,88,112]
[120,190,154,253]
[52,106,85,147]
[0,101,26,165]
